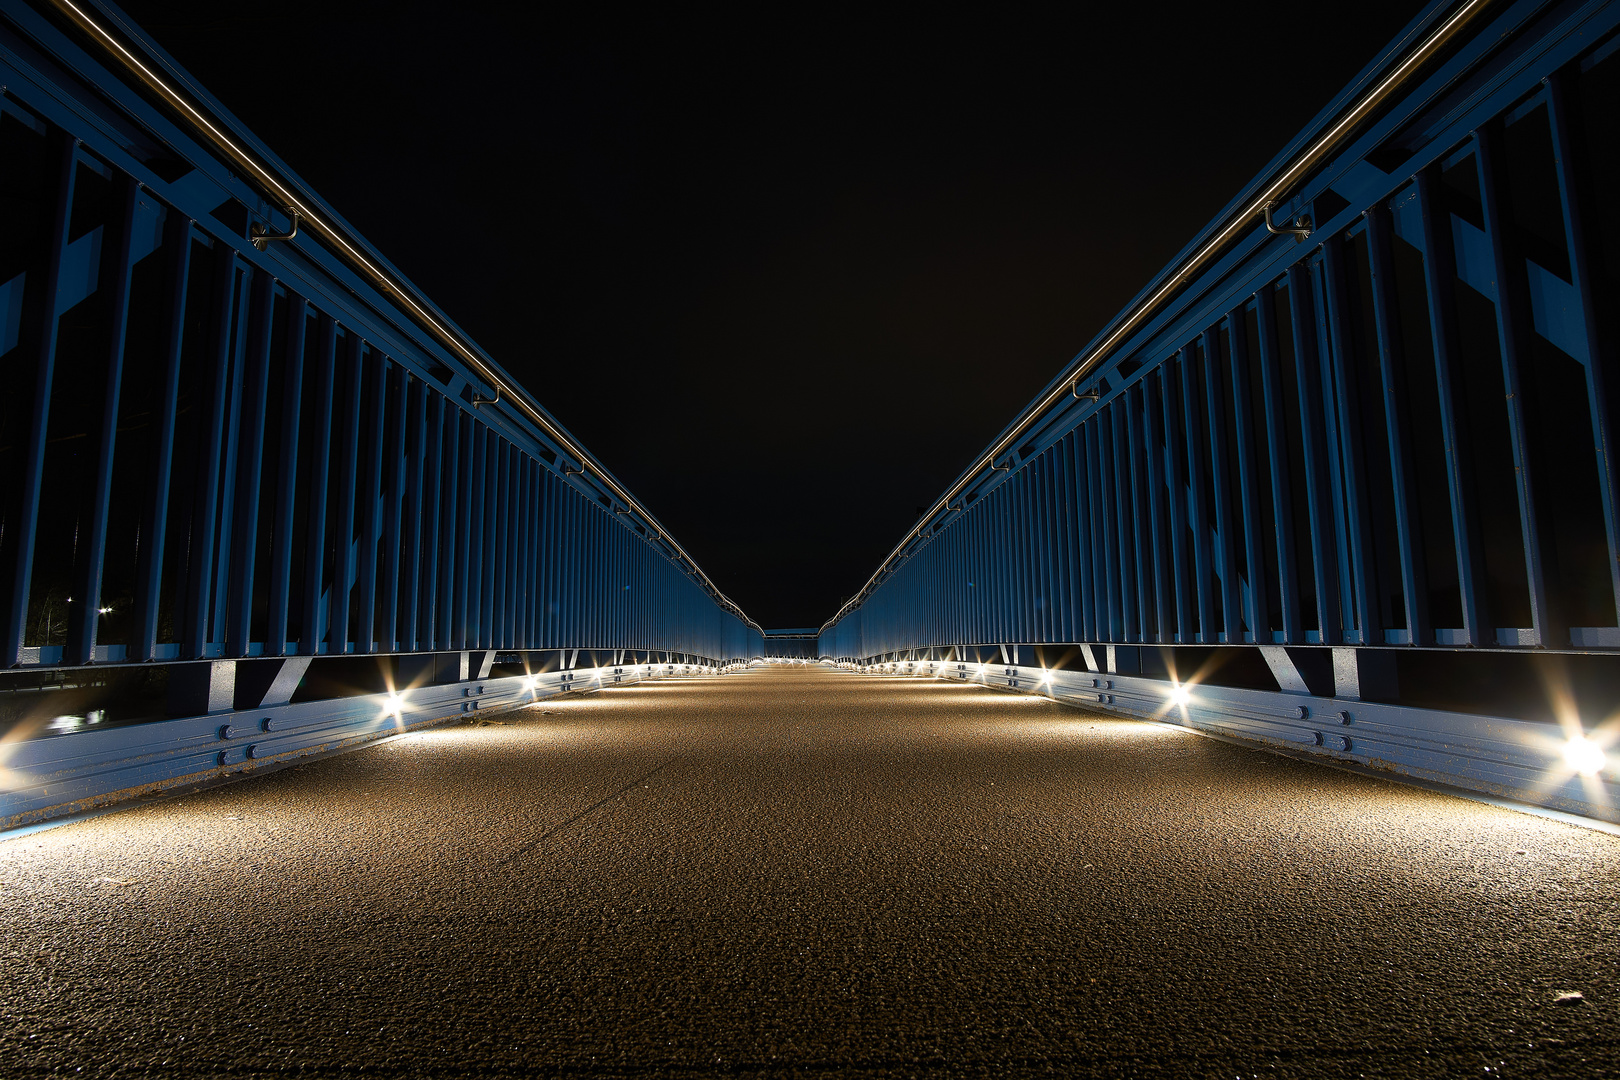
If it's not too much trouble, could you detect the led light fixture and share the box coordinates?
[1563,734,1608,778]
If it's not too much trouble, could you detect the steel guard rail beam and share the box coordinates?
[824,0,1501,633]
[40,0,757,634]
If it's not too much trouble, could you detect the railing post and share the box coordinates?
[67,175,139,666]
[4,135,76,666]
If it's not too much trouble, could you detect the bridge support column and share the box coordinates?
[1332,648,1398,702]
[168,660,236,716]
[232,656,313,708]
[1106,646,1139,675]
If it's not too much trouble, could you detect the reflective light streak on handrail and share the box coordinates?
[47,0,760,633]
[820,0,1494,635]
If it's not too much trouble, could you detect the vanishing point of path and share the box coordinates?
[2,666,1616,1078]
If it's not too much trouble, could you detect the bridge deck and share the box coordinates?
[2,668,1615,1076]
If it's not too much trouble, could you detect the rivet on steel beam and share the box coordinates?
[1296,705,1310,719]
[217,724,235,741]
[245,744,258,759]
[1313,731,1324,746]
[250,208,299,251]
[1263,201,1312,241]
[1337,735,1352,752]
[1340,710,1352,725]
[259,717,275,732]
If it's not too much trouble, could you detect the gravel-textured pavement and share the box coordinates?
[1,666,1616,1078]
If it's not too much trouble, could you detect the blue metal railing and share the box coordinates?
[821,0,1620,820]
[0,0,761,824]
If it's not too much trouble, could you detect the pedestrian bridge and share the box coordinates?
[3,3,1619,829]
[2,2,1619,1072]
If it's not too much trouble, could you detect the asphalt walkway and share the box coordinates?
[2,666,1616,1077]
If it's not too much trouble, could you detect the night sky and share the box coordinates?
[119,0,1425,630]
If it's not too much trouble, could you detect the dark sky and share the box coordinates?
[118,0,1425,630]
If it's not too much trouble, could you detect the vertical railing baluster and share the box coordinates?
[1477,123,1562,645]
[493,440,510,648]
[1366,203,1431,644]
[1161,362,1193,642]
[1255,285,1302,642]
[1413,169,1489,643]
[379,367,408,651]
[328,333,364,655]
[6,137,78,664]
[210,267,253,648]
[265,296,307,656]
[1097,411,1120,640]
[529,463,542,648]
[451,412,473,649]
[183,245,242,659]
[1226,305,1271,643]
[1074,428,1095,641]
[517,458,532,649]
[1126,386,1152,642]
[1140,372,1169,643]
[355,353,389,654]
[225,270,275,658]
[478,431,497,646]
[1180,343,1215,642]
[1319,240,1377,642]
[1203,326,1242,642]
[1547,71,1620,626]
[399,379,428,653]
[134,213,193,662]
[1057,433,1079,642]
[1110,400,1138,642]
[438,406,462,651]
[299,316,337,656]
[416,391,444,651]
[464,424,486,647]
[1290,263,1343,643]
[68,175,139,665]
[1043,454,1063,643]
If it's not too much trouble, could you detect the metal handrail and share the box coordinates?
[819,0,1495,637]
[47,0,761,634]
